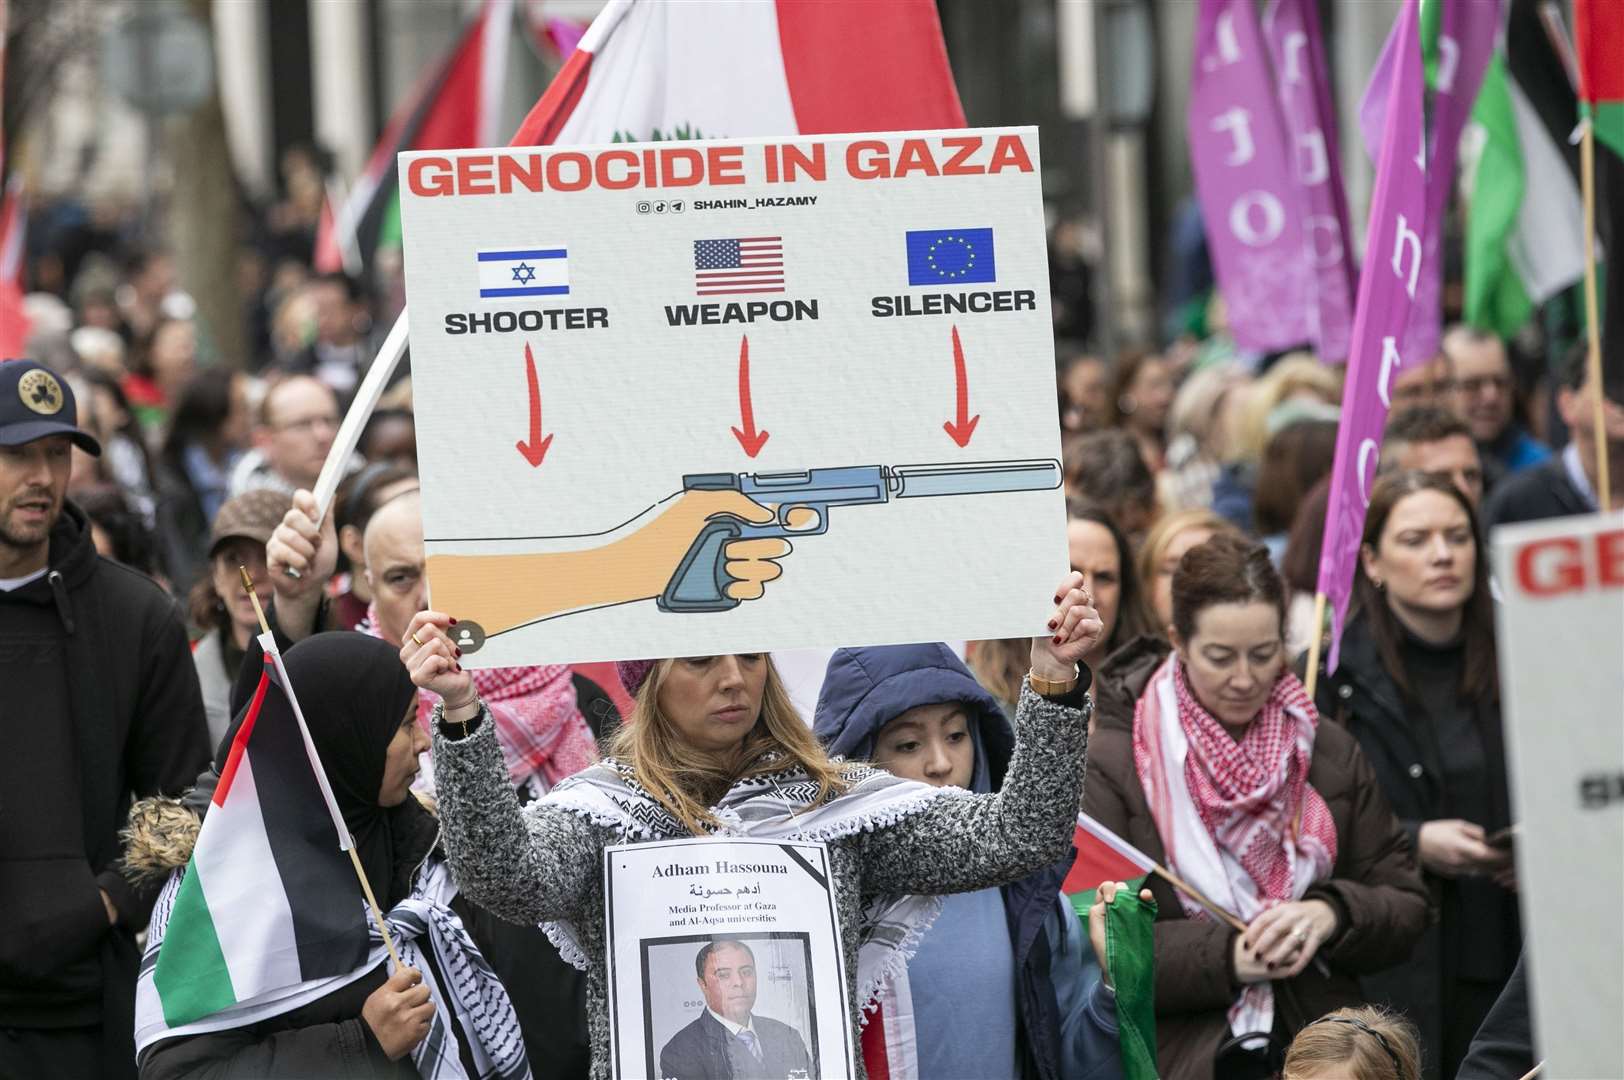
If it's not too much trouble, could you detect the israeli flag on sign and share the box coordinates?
[477,245,570,299]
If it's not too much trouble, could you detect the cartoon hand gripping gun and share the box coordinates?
[658,459,1062,610]
[424,459,1060,640]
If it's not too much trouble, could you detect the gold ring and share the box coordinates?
[410,631,424,646]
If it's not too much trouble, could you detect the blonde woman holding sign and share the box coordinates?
[403,572,1101,1080]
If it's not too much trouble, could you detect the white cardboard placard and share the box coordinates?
[1491,512,1624,1077]
[604,838,852,1080]
[397,128,1065,666]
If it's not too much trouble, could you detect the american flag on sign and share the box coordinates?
[693,237,785,296]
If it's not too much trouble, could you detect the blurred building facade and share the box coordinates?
[6,0,1400,352]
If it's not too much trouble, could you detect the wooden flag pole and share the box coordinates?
[1151,862,1247,933]
[1303,593,1328,702]
[1580,119,1612,513]
[238,567,405,971]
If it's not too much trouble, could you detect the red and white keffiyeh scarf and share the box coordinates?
[362,604,598,788]
[1133,654,1336,1037]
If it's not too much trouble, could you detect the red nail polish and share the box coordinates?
[1052,635,1062,645]
[1047,619,1058,631]
[450,617,458,625]
[1053,595,1063,604]
[454,647,462,658]
[454,663,462,673]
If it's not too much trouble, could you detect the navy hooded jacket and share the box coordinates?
[813,643,1121,1080]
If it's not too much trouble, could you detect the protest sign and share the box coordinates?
[397,128,1065,667]
[605,838,852,1080]
[1492,512,1624,1077]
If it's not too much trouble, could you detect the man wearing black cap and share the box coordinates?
[0,360,209,1079]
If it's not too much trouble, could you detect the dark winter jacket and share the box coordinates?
[812,642,1114,1080]
[1457,952,1536,1079]
[1308,612,1520,1077]
[0,501,210,1050]
[1083,637,1430,1080]
[131,784,591,1080]
[1481,450,1592,532]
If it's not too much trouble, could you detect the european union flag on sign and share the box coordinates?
[906,228,996,286]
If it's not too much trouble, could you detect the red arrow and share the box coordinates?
[730,334,770,457]
[942,324,980,447]
[515,342,553,467]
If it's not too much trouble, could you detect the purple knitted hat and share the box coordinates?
[615,659,657,699]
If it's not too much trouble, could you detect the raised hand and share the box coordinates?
[400,611,475,716]
[265,489,339,640]
[1030,571,1105,681]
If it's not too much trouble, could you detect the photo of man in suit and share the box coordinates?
[658,938,813,1080]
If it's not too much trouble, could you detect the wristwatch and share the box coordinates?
[1028,664,1081,697]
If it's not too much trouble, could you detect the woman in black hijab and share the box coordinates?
[281,633,427,911]
[133,633,577,1079]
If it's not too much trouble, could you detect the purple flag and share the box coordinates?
[1263,0,1357,362]
[1358,0,1499,362]
[1317,0,1427,673]
[1188,0,1313,352]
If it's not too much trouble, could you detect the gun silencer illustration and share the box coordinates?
[658,458,1063,612]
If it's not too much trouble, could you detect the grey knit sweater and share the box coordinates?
[430,680,1088,1080]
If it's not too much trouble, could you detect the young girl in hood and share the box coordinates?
[405,573,1101,1080]
[814,642,1139,1080]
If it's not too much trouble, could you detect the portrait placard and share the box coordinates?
[604,838,852,1080]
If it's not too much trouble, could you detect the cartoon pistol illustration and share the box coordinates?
[658,458,1062,612]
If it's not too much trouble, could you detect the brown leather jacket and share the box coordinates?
[1082,637,1431,1080]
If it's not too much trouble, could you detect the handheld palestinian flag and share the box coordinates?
[314,0,512,275]
[1577,0,1624,159]
[149,634,367,1028]
[1462,45,1585,340]
[1063,812,1159,1080]
[1576,0,1624,401]
[1063,812,1159,915]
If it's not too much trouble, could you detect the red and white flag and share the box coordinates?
[510,0,964,146]
[0,176,28,358]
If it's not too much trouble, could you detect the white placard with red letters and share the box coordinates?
[1492,512,1624,1077]
[396,128,1065,666]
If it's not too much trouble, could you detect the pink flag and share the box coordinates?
[1188,0,1314,352]
[1317,0,1428,672]
[1262,0,1356,362]
[1358,0,1499,362]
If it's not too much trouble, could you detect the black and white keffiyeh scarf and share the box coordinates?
[539,756,954,1015]
[137,858,531,1080]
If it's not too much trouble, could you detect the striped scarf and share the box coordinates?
[539,756,950,1014]
[137,858,530,1079]
[1133,654,1336,1037]
[362,603,598,787]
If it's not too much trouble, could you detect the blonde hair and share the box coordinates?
[1136,508,1239,627]
[1236,355,1344,464]
[606,657,848,835]
[966,638,1029,707]
[1284,1007,1421,1080]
